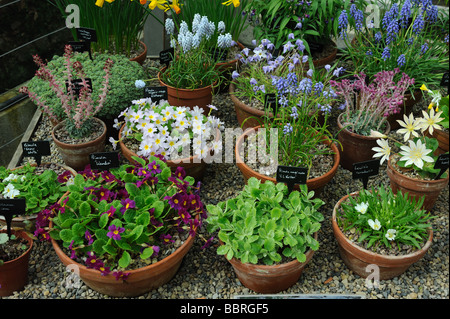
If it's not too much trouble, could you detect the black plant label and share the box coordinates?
[144,86,168,103]
[434,153,449,180]
[68,41,91,53]
[22,140,51,166]
[264,93,277,113]
[0,199,26,237]
[352,159,380,189]
[276,165,307,193]
[76,27,97,42]
[159,48,174,66]
[89,152,120,170]
[65,78,93,98]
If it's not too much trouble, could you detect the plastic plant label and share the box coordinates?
[276,165,307,193]
[352,159,380,189]
[89,152,120,170]
[22,140,51,166]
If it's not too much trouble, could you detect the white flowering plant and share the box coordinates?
[158,14,235,89]
[337,186,433,250]
[111,98,223,161]
[371,84,447,179]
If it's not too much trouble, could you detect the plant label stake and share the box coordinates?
[264,93,277,114]
[434,153,449,180]
[276,165,307,193]
[352,159,380,189]
[159,48,174,67]
[144,86,168,103]
[22,140,51,166]
[89,152,120,170]
[0,199,26,238]
[65,78,93,99]
[68,41,91,55]
[76,27,97,60]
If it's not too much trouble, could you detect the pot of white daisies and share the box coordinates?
[370,93,449,212]
[112,97,224,181]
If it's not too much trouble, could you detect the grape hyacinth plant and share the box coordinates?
[35,156,210,278]
[339,0,449,90]
[111,98,224,161]
[329,68,415,136]
[20,45,113,139]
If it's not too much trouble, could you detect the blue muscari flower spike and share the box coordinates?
[338,10,348,39]
[381,47,391,61]
[350,4,364,31]
[382,3,399,29]
[283,123,293,134]
[421,43,429,54]
[412,13,425,34]
[400,0,412,28]
[386,19,399,44]
[397,54,406,67]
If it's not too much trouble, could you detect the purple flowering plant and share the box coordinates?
[34,155,208,279]
[339,0,449,90]
[232,36,341,170]
[330,68,415,135]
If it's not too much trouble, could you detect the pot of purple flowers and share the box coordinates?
[36,155,208,297]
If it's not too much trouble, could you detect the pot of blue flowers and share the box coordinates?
[332,186,433,280]
[35,156,207,297]
[206,177,325,293]
[157,15,234,113]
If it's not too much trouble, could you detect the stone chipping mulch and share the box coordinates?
[2,56,448,300]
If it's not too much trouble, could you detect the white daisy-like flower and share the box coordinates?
[372,138,391,164]
[385,229,397,241]
[2,183,20,199]
[109,137,118,150]
[368,218,381,231]
[399,139,434,169]
[355,202,369,214]
[396,113,420,142]
[3,173,19,183]
[417,108,443,135]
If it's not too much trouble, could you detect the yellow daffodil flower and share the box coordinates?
[170,0,182,14]
[222,0,240,7]
[95,0,115,8]
[420,84,429,91]
[148,0,168,10]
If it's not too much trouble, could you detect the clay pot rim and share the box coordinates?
[51,117,107,148]
[387,154,449,184]
[50,191,196,282]
[215,41,246,67]
[234,125,340,185]
[229,81,273,118]
[129,40,147,64]
[332,191,433,265]
[337,112,391,140]
[0,229,34,265]
[224,232,317,276]
[118,123,220,165]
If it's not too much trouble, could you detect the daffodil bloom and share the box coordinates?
[355,202,369,214]
[397,113,420,142]
[148,0,167,10]
[372,138,391,164]
[385,229,397,241]
[222,0,240,7]
[420,84,429,91]
[418,108,443,135]
[169,0,182,14]
[399,139,434,169]
[368,218,381,231]
[95,0,114,8]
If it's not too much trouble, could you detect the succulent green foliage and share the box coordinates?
[206,177,324,265]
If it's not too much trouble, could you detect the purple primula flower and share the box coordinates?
[161,234,175,245]
[201,236,214,250]
[113,271,130,281]
[120,198,136,213]
[103,205,116,218]
[86,251,103,269]
[148,161,162,175]
[151,245,160,257]
[85,230,94,245]
[107,224,124,240]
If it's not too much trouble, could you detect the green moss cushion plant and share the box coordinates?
[26,52,146,120]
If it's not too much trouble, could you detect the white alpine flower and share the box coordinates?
[396,113,420,142]
[399,139,434,169]
[2,183,20,199]
[385,229,397,241]
[368,218,381,231]
[417,108,443,135]
[355,202,369,214]
[372,138,391,164]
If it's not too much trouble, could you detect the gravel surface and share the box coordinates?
[2,56,448,301]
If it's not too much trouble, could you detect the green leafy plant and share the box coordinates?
[0,164,71,216]
[246,0,366,51]
[35,155,207,277]
[337,186,434,250]
[206,177,324,265]
[23,49,146,122]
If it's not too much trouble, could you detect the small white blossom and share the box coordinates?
[368,219,381,231]
[2,183,20,199]
[372,138,391,165]
[355,202,369,214]
[385,229,397,241]
[399,139,434,169]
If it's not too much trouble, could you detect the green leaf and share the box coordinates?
[118,251,131,269]
[99,213,109,229]
[92,239,106,255]
[136,211,150,226]
[141,247,154,259]
[59,229,73,242]
[125,183,139,197]
[217,245,229,255]
[79,201,91,217]
[160,167,171,181]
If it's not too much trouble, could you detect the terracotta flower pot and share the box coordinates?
[312,40,338,69]
[158,67,215,114]
[386,155,449,212]
[0,229,34,296]
[431,128,449,155]
[235,126,340,197]
[387,90,422,130]
[129,40,147,65]
[0,162,76,231]
[225,233,317,294]
[332,192,433,280]
[337,113,391,171]
[51,117,107,171]
[118,124,219,181]
[51,230,195,297]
